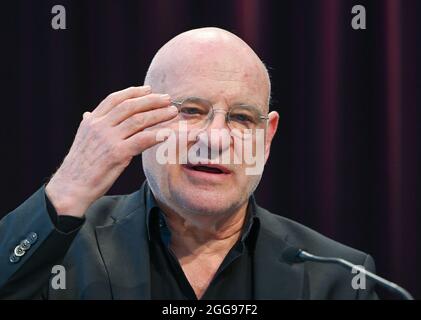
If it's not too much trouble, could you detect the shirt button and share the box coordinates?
[27,232,38,244]
[9,254,20,263]
[20,239,31,250]
[14,245,25,257]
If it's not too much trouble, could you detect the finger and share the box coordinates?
[106,93,172,126]
[83,111,91,120]
[116,105,179,139]
[92,85,152,117]
[123,127,172,157]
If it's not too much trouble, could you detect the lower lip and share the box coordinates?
[181,165,231,183]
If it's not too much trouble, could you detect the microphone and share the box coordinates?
[282,246,414,300]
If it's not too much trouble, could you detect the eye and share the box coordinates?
[179,99,210,117]
[230,113,254,123]
[180,106,204,115]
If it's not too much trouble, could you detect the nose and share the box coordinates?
[207,109,229,130]
[194,109,231,160]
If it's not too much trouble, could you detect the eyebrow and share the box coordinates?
[174,96,262,110]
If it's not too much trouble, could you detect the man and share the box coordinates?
[0,27,377,299]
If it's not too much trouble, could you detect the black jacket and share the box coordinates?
[0,181,377,299]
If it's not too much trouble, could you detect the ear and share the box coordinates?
[264,111,279,163]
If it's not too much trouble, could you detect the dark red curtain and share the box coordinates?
[1,0,420,299]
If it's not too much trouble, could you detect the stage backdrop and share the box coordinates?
[0,0,419,299]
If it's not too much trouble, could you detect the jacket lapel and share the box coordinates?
[93,183,306,300]
[253,206,307,299]
[95,184,151,299]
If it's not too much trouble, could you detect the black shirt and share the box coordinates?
[146,192,259,300]
[45,188,260,300]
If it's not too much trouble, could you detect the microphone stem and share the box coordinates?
[298,250,414,300]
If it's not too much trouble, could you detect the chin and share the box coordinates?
[171,187,241,216]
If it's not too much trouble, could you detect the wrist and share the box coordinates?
[45,179,92,218]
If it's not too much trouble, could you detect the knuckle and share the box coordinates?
[84,119,106,140]
[89,118,102,130]
[106,92,116,100]
[130,114,146,129]
[120,99,133,112]
[80,116,94,131]
[106,92,120,105]
[123,86,138,98]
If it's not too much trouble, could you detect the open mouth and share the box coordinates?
[184,164,230,174]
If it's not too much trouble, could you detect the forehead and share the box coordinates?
[149,33,270,105]
[166,64,267,111]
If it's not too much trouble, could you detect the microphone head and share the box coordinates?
[282,246,304,264]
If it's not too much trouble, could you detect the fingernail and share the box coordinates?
[168,105,178,113]
[160,94,170,100]
[143,85,151,93]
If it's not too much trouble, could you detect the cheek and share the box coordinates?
[142,146,169,178]
[236,170,255,186]
[142,146,157,166]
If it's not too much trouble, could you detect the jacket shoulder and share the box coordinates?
[257,207,370,264]
[257,207,377,299]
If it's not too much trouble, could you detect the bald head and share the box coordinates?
[144,27,271,111]
[141,28,280,220]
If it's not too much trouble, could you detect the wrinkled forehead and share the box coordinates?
[146,42,270,112]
